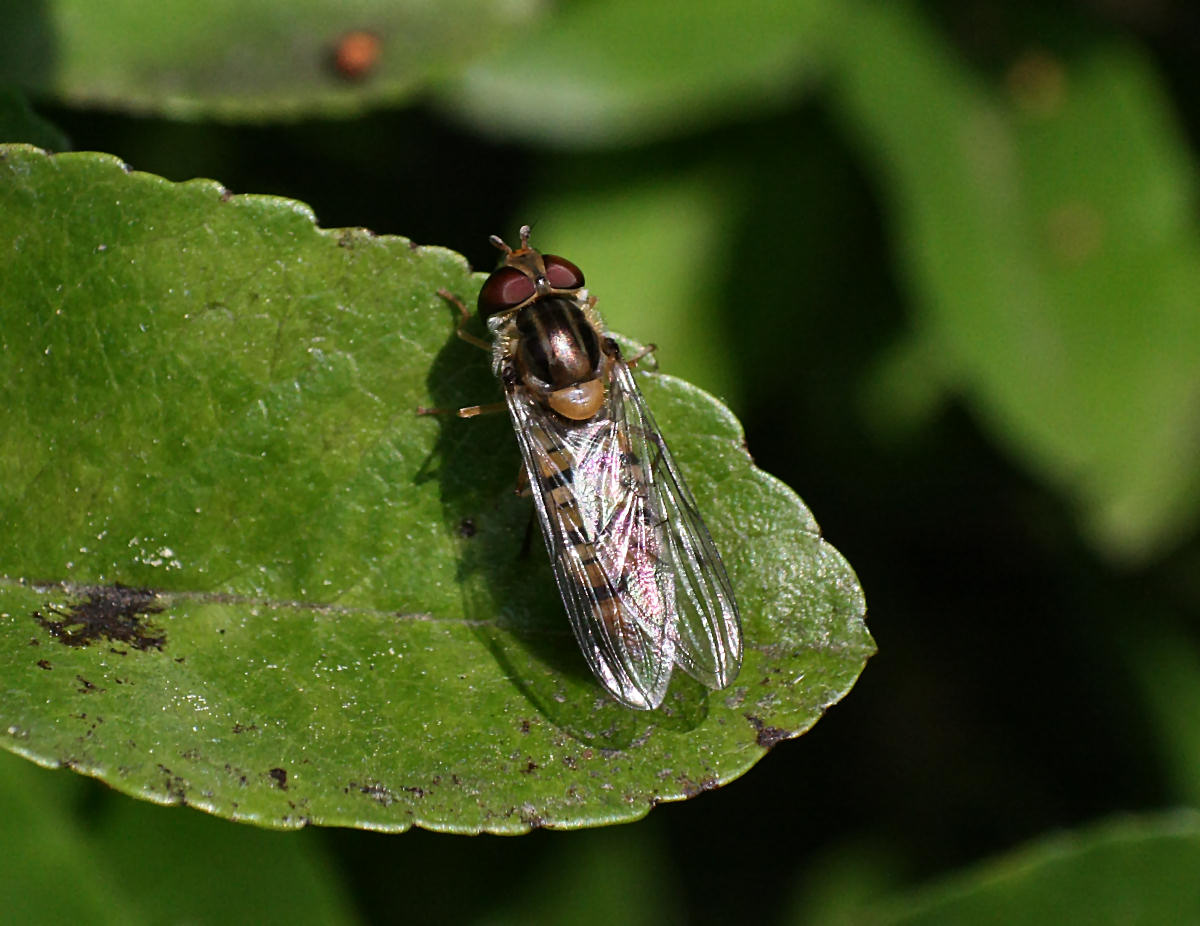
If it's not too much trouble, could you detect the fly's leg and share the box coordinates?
[625,343,658,369]
[417,288,499,416]
[416,401,506,418]
[603,335,658,371]
[437,288,491,352]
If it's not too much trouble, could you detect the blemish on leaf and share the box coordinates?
[33,584,165,650]
[519,806,546,829]
[677,776,718,798]
[36,658,51,670]
[351,781,395,806]
[268,767,288,790]
[157,764,189,802]
[746,714,791,748]
[458,517,478,538]
[75,674,103,694]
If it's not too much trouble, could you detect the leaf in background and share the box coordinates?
[473,823,678,926]
[0,144,872,833]
[522,165,741,407]
[0,750,359,925]
[820,812,1200,925]
[0,87,69,150]
[1121,620,1200,808]
[0,0,540,119]
[833,3,1200,562]
[438,0,835,146]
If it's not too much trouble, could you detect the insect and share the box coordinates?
[429,226,742,709]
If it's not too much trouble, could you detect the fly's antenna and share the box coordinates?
[518,224,532,248]
[488,233,511,254]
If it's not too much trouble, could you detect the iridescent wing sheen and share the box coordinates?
[503,351,742,709]
[608,358,743,689]
[505,384,674,710]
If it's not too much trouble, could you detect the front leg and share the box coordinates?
[437,288,491,352]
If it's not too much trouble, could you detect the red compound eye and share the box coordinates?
[543,255,584,290]
[478,267,536,318]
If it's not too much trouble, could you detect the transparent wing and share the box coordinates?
[609,357,743,689]
[505,384,675,710]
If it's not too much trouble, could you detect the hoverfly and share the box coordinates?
[429,226,742,710]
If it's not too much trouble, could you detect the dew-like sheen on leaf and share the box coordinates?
[0,145,872,833]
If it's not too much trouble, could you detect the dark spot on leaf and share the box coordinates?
[28,637,39,646]
[75,675,103,694]
[677,775,719,798]
[33,584,165,651]
[351,781,394,805]
[562,755,577,770]
[231,722,258,734]
[458,517,477,538]
[268,767,288,790]
[519,718,531,734]
[225,763,249,786]
[520,760,538,774]
[157,764,189,802]
[36,658,51,670]
[745,714,791,748]
[519,807,545,829]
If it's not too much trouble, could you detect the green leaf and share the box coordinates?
[438,0,835,146]
[0,749,359,924]
[0,144,872,833]
[0,1,537,119]
[833,4,1200,561]
[827,812,1200,925]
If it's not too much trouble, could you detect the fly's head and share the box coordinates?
[476,224,586,322]
[480,226,606,422]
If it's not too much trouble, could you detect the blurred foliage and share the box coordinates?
[798,812,1200,925]
[3,0,1200,922]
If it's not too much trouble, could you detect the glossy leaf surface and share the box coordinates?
[0,145,872,832]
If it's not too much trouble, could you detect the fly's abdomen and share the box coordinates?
[527,421,643,651]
